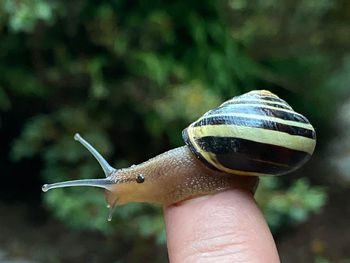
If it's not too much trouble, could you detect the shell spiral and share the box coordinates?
[182,90,316,176]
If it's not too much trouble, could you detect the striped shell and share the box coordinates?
[182,90,316,176]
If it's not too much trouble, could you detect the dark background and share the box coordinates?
[0,0,349,262]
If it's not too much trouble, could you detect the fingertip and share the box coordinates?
[164,190,280,263]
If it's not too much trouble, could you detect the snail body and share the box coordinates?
[42,90,316,218]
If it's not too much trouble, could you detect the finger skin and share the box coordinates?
[164,190,280,263]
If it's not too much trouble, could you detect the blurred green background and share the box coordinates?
[1,0,349,262]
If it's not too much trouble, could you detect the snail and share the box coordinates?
[42,90,316,220]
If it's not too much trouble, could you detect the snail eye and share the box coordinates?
[136,174,145,183]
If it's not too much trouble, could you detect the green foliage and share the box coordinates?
[315,256,350,263]
[256,177,327,232]
[1,0,62,32]
[3,0,348,250]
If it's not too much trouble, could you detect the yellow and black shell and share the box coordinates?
[182,90,316,176]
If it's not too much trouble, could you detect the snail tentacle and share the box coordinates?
[74,133,116,177]
[42,178,113,192]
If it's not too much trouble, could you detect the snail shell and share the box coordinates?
[183,90,316,176]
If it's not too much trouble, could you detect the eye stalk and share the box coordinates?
[74,133,116,177]
[41,133,116,192]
